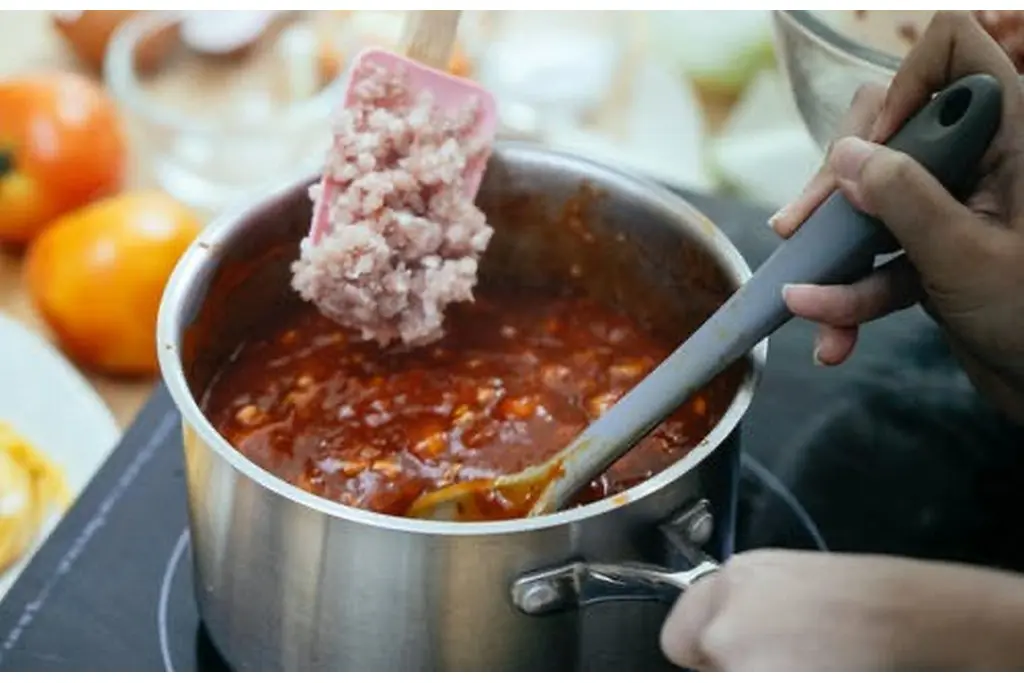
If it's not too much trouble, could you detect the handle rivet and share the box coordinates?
[517,582,560,614]
[685,510,714,546]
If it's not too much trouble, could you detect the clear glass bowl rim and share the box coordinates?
[773,10,903,77]
[104,10,348,136]
[774,11,1024,87]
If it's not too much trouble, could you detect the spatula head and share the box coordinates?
[310,47,498,244]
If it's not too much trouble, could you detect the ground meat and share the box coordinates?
[291,60,494,348]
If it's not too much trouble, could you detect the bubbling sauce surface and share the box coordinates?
[202,288,737,519]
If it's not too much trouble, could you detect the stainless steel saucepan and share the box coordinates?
[156,142,766,671]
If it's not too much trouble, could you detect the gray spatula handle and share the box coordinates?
[666,73,1004,375]
[549,74,1004,512]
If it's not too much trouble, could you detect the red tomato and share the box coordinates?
[0,72,127,245]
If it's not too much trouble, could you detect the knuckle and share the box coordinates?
[846,275,898,321]
[832,288,868,325]
[860,150,916,200]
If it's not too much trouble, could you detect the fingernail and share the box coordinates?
[781,283,812,304]
[781,283,800,296]
[811,327,826,366]
[767,208,786,230]
[831,137,877,182]
[812,341,825,367]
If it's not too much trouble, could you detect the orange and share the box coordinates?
[24,191,202,376]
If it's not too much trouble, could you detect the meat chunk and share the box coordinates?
[291,61,494,347]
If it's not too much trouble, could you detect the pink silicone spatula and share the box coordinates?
[309,10,498,245]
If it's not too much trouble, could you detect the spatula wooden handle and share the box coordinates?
[400,10,462,70]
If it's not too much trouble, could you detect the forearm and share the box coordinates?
[900,560,1024,670]
[957,567,1024,670]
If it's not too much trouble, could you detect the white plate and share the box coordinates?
[0,313,121,601]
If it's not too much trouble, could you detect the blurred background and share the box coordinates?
[0,11,818,213]
[4,8,1021,600]
[0,10,822,404]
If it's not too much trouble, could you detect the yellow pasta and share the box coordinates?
[0,421,69,573]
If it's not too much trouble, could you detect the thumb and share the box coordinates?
[828,136,986,277]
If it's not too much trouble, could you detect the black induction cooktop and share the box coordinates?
[1,189,1018,671]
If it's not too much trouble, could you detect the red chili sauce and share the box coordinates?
[201,289,735,519]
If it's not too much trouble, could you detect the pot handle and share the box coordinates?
[510,500,720,616]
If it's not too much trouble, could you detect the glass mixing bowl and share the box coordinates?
[105,11,348,213]
[771,10,901,150]
[773,10,1024,149]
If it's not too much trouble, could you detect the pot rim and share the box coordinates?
[156,141,768,537]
